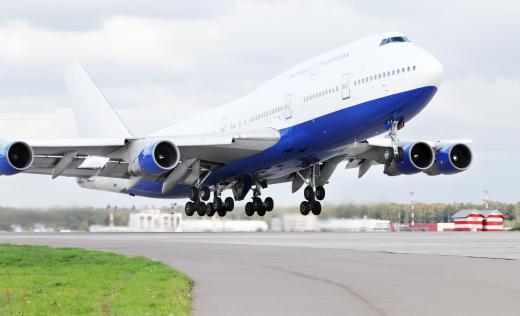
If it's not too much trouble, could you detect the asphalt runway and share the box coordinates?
[1,232,520,316]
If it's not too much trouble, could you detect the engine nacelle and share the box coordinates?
[384,141,434,176]
[129,140,180,176]
[0,141,34,176]
[426,143,472,175]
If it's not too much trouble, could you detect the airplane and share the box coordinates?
[0,32,472,217]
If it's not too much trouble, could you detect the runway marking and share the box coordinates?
[255,262,387,316]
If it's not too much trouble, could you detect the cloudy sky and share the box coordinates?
[0,0,518,208]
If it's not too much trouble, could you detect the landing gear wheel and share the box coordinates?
[311,201,321,215]
[224,197,235,211]
[264,197,274,212]
[206,203,215,217]
[245,202,255,216]
[304,186,315,201]
[188,187,199,201]
[315,186,326,201]
[213,197,223,211]
[257,206,267,217]
[300,201,310,216]
[252,197,263,211]
[185,202,195,216]
[196,202,207,216]
[217,205,227,217]
[200,186,211,201]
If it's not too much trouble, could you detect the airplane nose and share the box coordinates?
[424,54,444,88]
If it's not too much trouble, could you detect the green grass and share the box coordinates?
[0,244,192,316]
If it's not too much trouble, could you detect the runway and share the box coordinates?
[1,232,520,316]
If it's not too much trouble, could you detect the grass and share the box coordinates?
[0,244,192,316]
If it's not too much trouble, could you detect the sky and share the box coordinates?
[0,0,519,208]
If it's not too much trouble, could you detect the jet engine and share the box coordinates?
[129,140,180,176]
[384,141,434,176]
[426,143,472,175]
[0,141,34,176]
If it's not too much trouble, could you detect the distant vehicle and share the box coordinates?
[0,32,472,217]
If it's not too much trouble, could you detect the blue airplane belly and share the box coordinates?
[125,86,437,198]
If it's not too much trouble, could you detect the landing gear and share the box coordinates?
[300,201,310,215]
[196,201,207,216]
[298,166,326,215]
[311,200,321,215]
[185,201,195,216]
[185,185,235,217]
[206,203,216,217]
[244,184,274,217]
[315,186,325,201]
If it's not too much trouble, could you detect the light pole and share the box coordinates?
[410,191,415,232]
[483,190,489,210]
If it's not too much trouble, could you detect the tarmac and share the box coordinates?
[1,232,520,316]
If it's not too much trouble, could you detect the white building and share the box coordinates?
[90,209,182,232]
[319,217,390,232]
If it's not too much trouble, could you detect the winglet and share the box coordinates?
[64,60,132,138]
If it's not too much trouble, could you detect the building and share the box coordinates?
[90,209,182,232]
[481,210,505,231]
[452,210,484,231]
[319,217,390,232]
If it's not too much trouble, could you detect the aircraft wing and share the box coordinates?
[17,128,280,179]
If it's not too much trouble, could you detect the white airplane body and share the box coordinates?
[0,32,472,216]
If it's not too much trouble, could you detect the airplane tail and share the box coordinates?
[64,61,133,138]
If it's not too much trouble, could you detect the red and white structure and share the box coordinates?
[452,209,504,232]
[452,210,484,231]
[481,210,504,231]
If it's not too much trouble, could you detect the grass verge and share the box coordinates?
[0,243,192,315]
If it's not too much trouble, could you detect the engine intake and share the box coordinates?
[384,141,434,176]
[426,143,472,175]
[0,141,34,175]
[130,140,180,176]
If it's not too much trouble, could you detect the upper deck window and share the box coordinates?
[380,36,410,46]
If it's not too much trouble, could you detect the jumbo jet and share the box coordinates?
[0,32,472,217]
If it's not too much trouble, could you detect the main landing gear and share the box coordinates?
[298,164,325,216]
[300,185,324,216]
[245,186,274,217]
[185,186,235,217]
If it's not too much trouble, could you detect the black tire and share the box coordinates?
[300,201,310,216]
[315,186,326,201]
[185,202,195,216]
[196,202,207,216]
[257,206,267,216]
[304,186,315,201]
[264,197,274,211]
[206,203,215,217]
[224,197,235,211]
[217,205,227,217]
[200,186,211,201]
[213,197,223,210]
[311,201,321,215]
[252,197,263,211]
[188,187,199,201]
[245,202,255,216]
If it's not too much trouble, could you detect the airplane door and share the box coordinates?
[284,94,293,119]
[220,117,229,132]
[341,74,351,100]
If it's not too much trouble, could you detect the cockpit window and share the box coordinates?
[380,36,410,46]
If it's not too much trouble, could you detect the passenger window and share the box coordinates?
[407,66,410,72]
[413,65,416,70]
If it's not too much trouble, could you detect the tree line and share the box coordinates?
[1,201,519,231]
